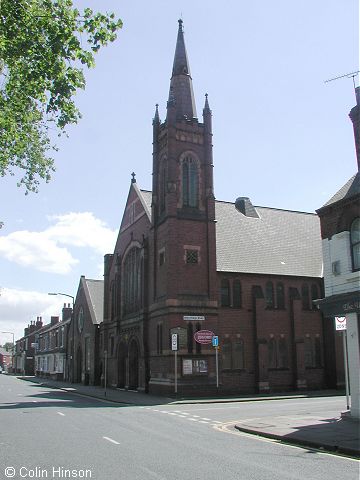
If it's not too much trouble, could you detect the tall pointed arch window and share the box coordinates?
[265,281,274,309]
[123,247,142,315]
[351,218,360,270]
[182,155,198,207]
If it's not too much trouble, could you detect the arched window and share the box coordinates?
[301,284,310,310]
[221,279,230,306]
[196,323,202,354]
[233,280,242,308]
[160,167,166,213]
[276,282,285,309]
[157,324,163,355]
[265,281,274,309]
[351,218,360,270]
[182,156,198,207]
[123,247,142,315]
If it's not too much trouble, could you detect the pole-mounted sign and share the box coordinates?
[335,316,347,331]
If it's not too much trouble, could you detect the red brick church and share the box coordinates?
[100,20,337,396]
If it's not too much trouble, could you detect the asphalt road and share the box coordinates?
[0,375,358,480]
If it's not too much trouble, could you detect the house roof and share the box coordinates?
[139,189,323,278]
[83,278,104,325]
[319,172,360,210]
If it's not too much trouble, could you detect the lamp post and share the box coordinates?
[1,331,15,373]
[48,292,75,382]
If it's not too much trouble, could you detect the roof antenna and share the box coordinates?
[324,71,359,99]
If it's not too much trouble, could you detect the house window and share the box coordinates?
[350,218,360,270]
[301,284,310,310]
[265,281,274,309]
[220,279,230,306]
[268,336,288,369]
[233,280,242,308]
[276,282,285,309]
[304,336,322,368]
[186,249,198,264]
[182,156,198,207]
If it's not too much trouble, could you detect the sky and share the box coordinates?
[0,0,358,344]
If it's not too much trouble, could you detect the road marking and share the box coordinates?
[103,436,120,445]
[57,412,65,416]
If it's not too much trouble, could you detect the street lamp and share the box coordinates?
[1,331,15,373]
[48,292,75,382]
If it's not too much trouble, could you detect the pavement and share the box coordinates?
[16,375,360,458]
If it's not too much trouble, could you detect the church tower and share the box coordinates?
[151,19,217,304]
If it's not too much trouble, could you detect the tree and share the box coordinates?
[0,0,122,193]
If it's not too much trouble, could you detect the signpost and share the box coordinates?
[335,316,350,410]
[172,334,178,394]
[212,336,219,389]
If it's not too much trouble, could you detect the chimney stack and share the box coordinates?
[349,86,360,171]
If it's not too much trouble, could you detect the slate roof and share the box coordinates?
[84,279,104,325]
[216,201,323,277]
[138,189,323,278]
[319,172,360,209]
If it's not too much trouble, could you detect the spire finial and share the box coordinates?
[203,93,211,112]
[131,172,136,183]
[153,103,160,125]
[178,18,183,31]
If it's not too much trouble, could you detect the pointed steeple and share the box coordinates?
[153,104,160,125]
[167,19,197,121]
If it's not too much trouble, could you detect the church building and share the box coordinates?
[100,20,336,396]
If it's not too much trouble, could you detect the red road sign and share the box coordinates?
[194,330,214,344]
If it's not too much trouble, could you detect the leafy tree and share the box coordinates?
[0,0,122,193]
[2,342,14,352]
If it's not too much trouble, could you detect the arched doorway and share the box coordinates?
[117,342,127,388]
[128,339,139,390]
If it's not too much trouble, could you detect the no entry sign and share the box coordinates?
[335,316,347,331]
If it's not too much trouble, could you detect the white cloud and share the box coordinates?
[0,287,67,343]
[0,212,117,275]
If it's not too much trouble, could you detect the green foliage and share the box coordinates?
[0,0,122,193]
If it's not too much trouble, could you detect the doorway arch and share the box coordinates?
[128,339,139,390]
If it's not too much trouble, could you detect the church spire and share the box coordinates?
[167,19,197,121]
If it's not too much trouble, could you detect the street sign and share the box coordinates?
[183,315,205,321]
[212,336,219,347]
[335,316,347,331]
[171,333,178,351]
[194,330,214,344]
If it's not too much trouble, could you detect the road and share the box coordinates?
[0,375,358,480]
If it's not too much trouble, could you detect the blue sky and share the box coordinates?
[0,0,358,343]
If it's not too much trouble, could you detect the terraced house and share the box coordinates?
[100,20,339,396]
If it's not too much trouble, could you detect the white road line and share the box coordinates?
[103,436,120,445]
[57,412,65,416]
